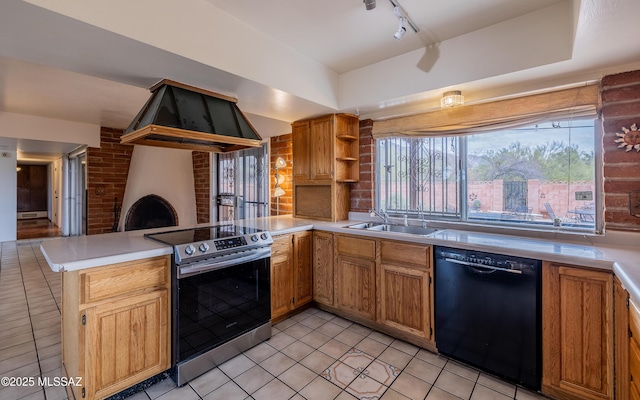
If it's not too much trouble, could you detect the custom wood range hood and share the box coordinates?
[121,79,263,153]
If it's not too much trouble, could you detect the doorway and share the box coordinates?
[16,163,61,239]
[216,144,268,223]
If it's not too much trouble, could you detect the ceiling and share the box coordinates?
[0,0,639,161]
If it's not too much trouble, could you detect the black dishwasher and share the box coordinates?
[434,246,541,390]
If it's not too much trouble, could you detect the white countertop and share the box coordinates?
[40,215,640,304]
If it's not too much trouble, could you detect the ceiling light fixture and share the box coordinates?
[393,8,406,41]
[364,0,376,10]
[441,90,464,108]
[389,1,419,41]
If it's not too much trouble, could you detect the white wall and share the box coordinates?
[0,150,17,242]
[0,111,100,147]
[119,146,197,230]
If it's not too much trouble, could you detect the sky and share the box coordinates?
[467,119,595,155]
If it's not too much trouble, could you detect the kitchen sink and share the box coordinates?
[367,224,439,236]
[345,222,384,229]
[345,222,438,236]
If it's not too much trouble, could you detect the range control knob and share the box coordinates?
[251,234,259,242]
[199,243,210,253]
[185,245,196,255]
[260,233,268,240]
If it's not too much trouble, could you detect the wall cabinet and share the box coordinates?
[542,262,614,400]
[313,231,334,306]
[270,231,313,321]
[378,240,433,340]
[62,256,171,400]
[335,235,377,320]
[292,113,359,221]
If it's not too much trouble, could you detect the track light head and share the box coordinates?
[394,15,406,41]
[394,25,406,40]
[364,0,376,10]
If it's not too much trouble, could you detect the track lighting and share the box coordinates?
[391,4,417,41]
[393,11,406,41]
[364,0,376,10]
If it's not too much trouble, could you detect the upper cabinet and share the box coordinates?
[292,114,359,221]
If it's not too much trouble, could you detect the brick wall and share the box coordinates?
[192,151,210,223]
[270,134,293,215]
[601,69,640,232]
[350,119,375,212]
[86,127,133,235]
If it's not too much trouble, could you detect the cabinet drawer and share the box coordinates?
[380,241,430,269]
[271,235,292,258]
[337,235,376,260]
[80,256,169,304]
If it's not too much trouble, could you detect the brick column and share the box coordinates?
[192,151,211,224]
[601,69,640,231]
[350,119,375,213]
[86,128,133,235]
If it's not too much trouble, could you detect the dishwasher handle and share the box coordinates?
[443,257,523,275]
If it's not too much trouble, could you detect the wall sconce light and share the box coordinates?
[364,0,376,10]
[441,90,464,108]
[273,157,286,214]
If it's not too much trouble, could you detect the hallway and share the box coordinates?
[16,219,61,240]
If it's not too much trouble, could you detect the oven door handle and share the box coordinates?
[178,247,271,278]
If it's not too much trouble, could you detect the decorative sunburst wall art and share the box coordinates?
[614,123,640,152]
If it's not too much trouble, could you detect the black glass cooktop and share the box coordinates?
[145,225,263,246]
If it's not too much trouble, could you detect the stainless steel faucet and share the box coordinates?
[369,209,389,224]
[418,205,428,228]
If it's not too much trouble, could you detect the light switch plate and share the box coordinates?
[575,191,593,201]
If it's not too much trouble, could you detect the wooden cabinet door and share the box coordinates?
[84,289,169,400]
[293,231,313,307]
[271,235,293,320]
[335,255,376,320]
[378,240,432,340]
[615,277,630,400]
[313,231,334,306]
[542,263,613,400]
[379,263,430,339]
[310,116,334,181]
[292,121,310,180]
[629,297,640,400]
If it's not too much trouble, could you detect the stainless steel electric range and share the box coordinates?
[145,225,273,386]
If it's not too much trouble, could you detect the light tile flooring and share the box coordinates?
[0,239,548,400]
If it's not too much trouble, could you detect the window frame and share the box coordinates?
[374,119,602,234]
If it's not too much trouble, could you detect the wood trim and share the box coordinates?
[120,125,262,148]
[149,79,238,103]
[615,277,630,400]
[373,84,599,136]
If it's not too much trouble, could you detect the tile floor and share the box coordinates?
[0,239,548,400]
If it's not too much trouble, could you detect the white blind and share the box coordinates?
[372,84,599,139]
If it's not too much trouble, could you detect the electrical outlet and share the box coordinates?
[575,191,593,201]
[630,191,640,217]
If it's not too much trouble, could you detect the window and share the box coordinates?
[376,118,598,232]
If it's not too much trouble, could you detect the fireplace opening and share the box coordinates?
[125,194,178,231]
